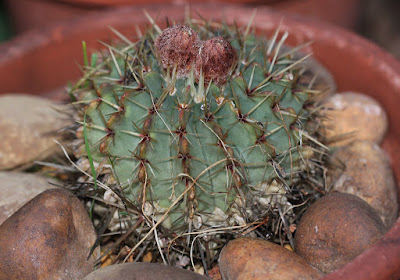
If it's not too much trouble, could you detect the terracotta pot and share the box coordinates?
[54,0,267,5]
[58,0,361,29]
[4,0,359,34]
[0,4,399,279]
[268,0,361,29]
[3,0,93,34]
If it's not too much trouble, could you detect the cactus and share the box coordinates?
[70,17,326,261]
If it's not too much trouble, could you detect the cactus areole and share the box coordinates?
[71,19,326,255]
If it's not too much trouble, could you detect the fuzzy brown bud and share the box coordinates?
[195,37,237,85]
[154,25,200,77]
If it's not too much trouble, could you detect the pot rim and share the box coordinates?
[0,3,399,279]
[52,0,275,7]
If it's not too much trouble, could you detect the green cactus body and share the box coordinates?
[73,21,320,235]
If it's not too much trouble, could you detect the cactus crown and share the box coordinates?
[71,16,326,263]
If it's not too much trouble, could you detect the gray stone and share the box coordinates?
[0,94,71,170]
[0,171,57,224]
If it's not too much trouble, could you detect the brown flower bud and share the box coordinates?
[154,25,200,77]
[195,37,237,85]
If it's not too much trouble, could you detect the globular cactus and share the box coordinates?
[71,18,325,255]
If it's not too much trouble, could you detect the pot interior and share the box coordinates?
[0,4,399,279]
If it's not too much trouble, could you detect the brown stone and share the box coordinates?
[82,262,210,280]
[0,172,57,224]
[219,237,323,280]
[329,141,398,228]
[0,94,71,170]
[0,188,98,280]
[294,192,385,274]
[321,92,388,147]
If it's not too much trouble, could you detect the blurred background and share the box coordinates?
[0,0,399,58]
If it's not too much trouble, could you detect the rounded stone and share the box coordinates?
[329,140,398,227]
[0,94,71,170]
[219,237,323,280]
[294,192,385,274]
[321,92,388,147]
[82,262,210,280]
[0,171,57,224]
[0,188,98,280]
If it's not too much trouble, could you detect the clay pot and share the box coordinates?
[4,0,95,34]
[268,0,361,29]
[4,0,360,34]
[0,4,399,279]
[62,0,361,29]
[55,0,266,5]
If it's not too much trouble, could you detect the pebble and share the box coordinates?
[0,188,98,280]
[219,237,323,280]
[0,171,57,224]
[294,192,385,274]
[82,262,210,280]
[321,92,388,146]
[329,140,398,227]
[0,94,71,170]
